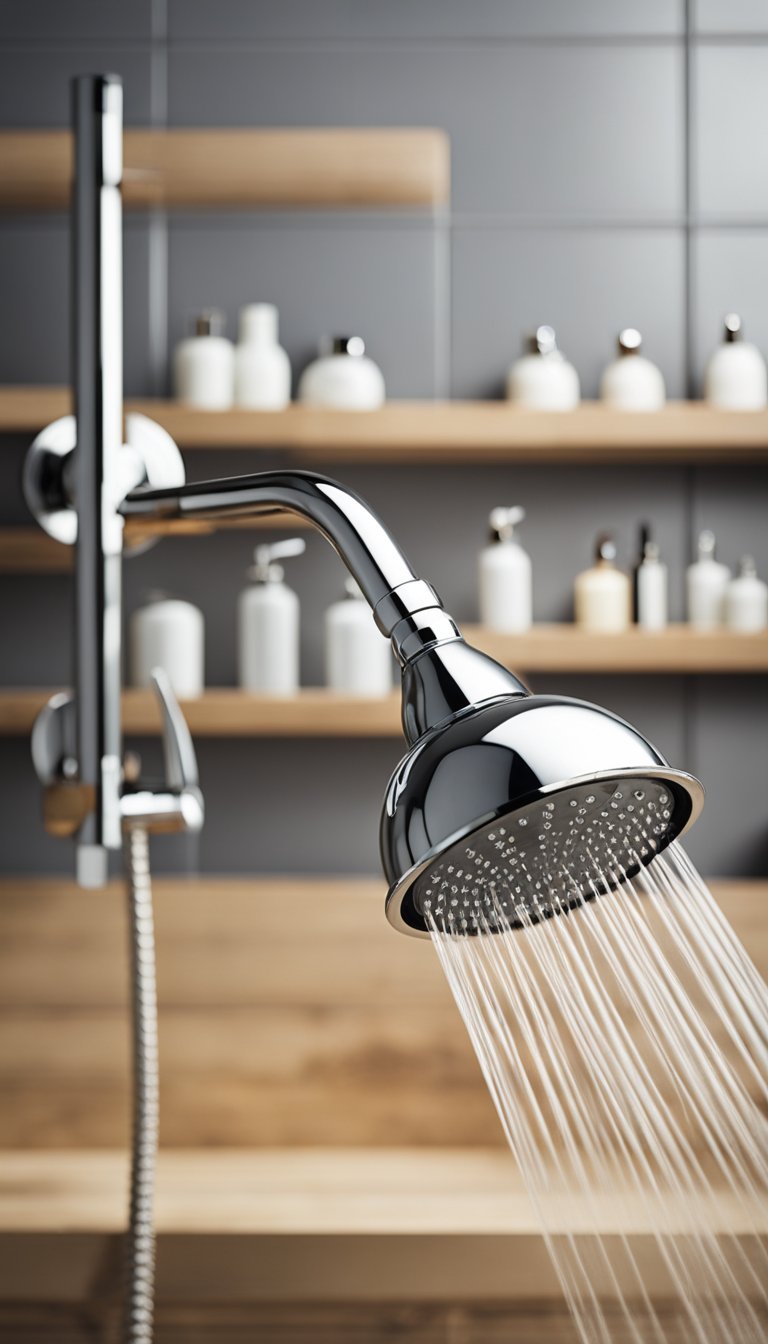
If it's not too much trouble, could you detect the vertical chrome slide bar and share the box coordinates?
[72,74,125,885]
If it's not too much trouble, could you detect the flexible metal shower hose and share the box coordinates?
[122,825,158,1344]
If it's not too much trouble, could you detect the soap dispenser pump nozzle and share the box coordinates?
[249,537,306,583]
[696,529,717,562]
[596,532,618,565]
[489,505,526,543]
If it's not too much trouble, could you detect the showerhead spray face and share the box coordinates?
[381,688,703,938]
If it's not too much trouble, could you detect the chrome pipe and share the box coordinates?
[72,73,125,885]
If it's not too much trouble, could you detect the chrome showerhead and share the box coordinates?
[382,686,704,938]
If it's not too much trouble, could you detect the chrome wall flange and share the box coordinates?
[23,412,185,554]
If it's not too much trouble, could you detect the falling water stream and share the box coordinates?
[426,840,768,1343]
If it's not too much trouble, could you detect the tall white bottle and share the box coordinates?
[478,506,532,633]
[234,303,291,409]
[574,535,631,633]
[173,310,234,409]
[506,325,580,410]
[686,530,730,629]
[599,329,666,411]
[325,578,392,695]
[724,556,768,632]
[237,539,305,693]
[704,314,767,410]
[636,540,668,630]
[130,592,205,697]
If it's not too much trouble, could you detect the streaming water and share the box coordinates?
[426,840,768,1343]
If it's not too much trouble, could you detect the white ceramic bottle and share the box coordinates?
[599,329,666,411]
[298,336,385,409]
[507,326,580,410]
[325,578,392,695]
[636,540,668,631]
[704,314,768,410]
[574,535,631,633]
[130,592,205,698]
[724,556,768,632]
[478,506,532,633]
[234,303,291,410]
[686,530,730,629]
[237,539,305,693]
[173,310,234,409]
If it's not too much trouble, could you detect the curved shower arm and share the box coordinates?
[121,468,450,656]
[121,467,529,743]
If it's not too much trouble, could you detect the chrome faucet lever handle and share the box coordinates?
[150,668,199,793]
[120,671,204,836]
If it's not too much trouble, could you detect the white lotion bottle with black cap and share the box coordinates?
[574,535,631,633]
[506,325,580,410]
[725,556,768,632]
[325,577,393,695]
[173,309,234,409]
[234,303,291,409]
[298,336,385,409]
[599,329,666,411]
[704,314,768,410]
[686,530,730,629]
[237,539,305,693]
[478,506,532,633]
[130,592,205,698]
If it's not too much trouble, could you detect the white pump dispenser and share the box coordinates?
[686,530,730,630]
[506,325,580,410]
[324,577,393,695]
[237,538,305,693]
[173,310,234,409]
[599,329,666,411]
[574,534,631,633]
[298,336,385,409]
[725,556,768,632]
[704,314,768,410]
[234,303,291,410]
[130,591,205,698]
[478,506,533,633]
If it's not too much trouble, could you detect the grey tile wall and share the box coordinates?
[694,44,768,218]
[0,0,766,880]
[168,43,683,220]
[167,1,684,42]
[452,229,687,398]
[167,217,441,399]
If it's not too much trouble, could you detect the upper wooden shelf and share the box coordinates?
[0,128,449,211]
[2,389,768,461]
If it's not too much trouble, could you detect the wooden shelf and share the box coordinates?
[0,688,404,737]
[1,628,765,737]
[0,128,449,211]
[466,623,768,675]
[2,389,768,460]
[0,528,72,574]
[0,519,310,572]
